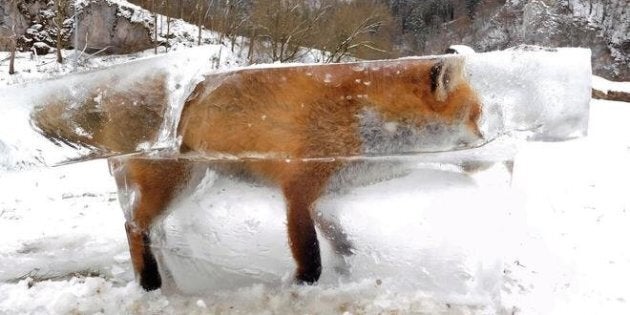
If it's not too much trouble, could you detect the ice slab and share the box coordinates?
[467,46,591,141]
[1,46,591,171]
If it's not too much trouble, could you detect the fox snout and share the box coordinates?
[467,102,484,141]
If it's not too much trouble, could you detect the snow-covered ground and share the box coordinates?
[592,76,630,95]
[503,99,630,314]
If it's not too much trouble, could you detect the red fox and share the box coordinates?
[32,56,483,291]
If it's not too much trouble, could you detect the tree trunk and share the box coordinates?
[166,15,171,52]
[165,0,171,52]
[167,15,171,37]
[196,0,203,46]
[9,37,16,75]
[198,24,202,46]
[153,0,158,54]
[159,15,163,34]
[57,41,63,63]
[247,30,255,64]
[56,0,64,63]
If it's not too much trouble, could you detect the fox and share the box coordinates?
[31,56,483,291]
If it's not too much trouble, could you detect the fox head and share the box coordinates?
[357,56,484,154]
[426,57,483,142]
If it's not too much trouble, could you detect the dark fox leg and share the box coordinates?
[111,158,193,291]
[314,213,354,276]
[125,222,162,290]
[282,162,338,284]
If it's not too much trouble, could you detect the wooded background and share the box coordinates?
[129,0,485,61]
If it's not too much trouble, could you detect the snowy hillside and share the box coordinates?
[0,0,330,87]
[0,3,247,87]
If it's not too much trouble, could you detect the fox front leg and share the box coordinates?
[111,158,193,291]
[125,222,162,290]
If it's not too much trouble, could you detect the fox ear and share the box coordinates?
[430,57,465,103]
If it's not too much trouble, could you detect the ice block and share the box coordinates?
[0,46,591,170]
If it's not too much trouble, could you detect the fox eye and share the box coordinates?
[442,71,450,88]
[430,61,444,93]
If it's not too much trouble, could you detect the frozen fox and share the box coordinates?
[32,56,483,291]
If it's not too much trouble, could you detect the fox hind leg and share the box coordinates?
[314,213,354,257]
[281,162,342,284]
[314,213,354,276]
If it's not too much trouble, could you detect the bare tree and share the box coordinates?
[195,0,211,46]
[317,0,394,63]
[251,0,328,62]
[247,26,256,63]
[165,0,171,52]
[1,0,19,74]
[124,0,392,62]
[152,0,158,54]
[0,0,24,75]
[8,29,16,74]
[0,27,18,75]
[214,0,248,52]
[54,0,69,63]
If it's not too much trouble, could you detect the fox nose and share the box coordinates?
[458,125,484,148]
[462,100,483,141]
[470,123,484,140]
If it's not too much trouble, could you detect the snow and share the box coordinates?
[592,75,630,95]
[447,45,476,55]
[502,99,630,314]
